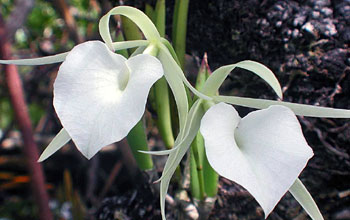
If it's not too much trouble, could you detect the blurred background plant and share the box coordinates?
[0,0,349,219]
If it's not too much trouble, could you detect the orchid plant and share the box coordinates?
[1,6,350,220]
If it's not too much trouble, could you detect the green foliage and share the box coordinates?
[0,98,13,129]
[28,102,45,126]
[0,198,38,220]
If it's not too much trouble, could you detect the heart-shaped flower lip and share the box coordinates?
[53,41,163,159]
[200,102,313,217]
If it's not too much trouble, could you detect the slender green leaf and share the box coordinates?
[38,128,71,162]
[99,6,161,50]
[289,179,324,220]
[214,95,350,118]
[0,52,68,65]
[203,60,283,98]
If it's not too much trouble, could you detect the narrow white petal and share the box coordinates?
[214,95,350,118]
[0,52,68,65]
[289,179,324,220]
[200,103,313,217]
[54,41,163,159]
[38,128,71,162]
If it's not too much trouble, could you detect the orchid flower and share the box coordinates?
[0,6,207,161]
[200,102,314,218]
[0,39,165,161]
[52,41,163,159]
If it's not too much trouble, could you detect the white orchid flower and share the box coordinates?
[51,41,163,159]
[200,102,319,218]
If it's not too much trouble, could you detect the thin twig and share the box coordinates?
[0,17,53,220]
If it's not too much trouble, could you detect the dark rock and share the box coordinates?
[307,0,331,9]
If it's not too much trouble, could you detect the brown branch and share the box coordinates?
[0,18,53,220]
[53,0,84,43]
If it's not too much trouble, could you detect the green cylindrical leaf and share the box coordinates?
[172,0,189,69]
[145,3,155,22]
[126,120,154,171]
[154,77,175,149]
[190,134,206,200]
[201,133,218,197]
[190,145,201,199]
[155,0,166,37]
[194,55,218,198]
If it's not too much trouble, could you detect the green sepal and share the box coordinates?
[99,6,161,50]
[202,60,283,98]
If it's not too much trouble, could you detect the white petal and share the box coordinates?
[200,103,313,217]
[54,41,163,159]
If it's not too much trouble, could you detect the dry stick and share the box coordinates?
[5,0,34,40]
[0,22,53,220]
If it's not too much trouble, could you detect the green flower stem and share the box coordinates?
[172,0,189,69]
[127,120,154,171]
